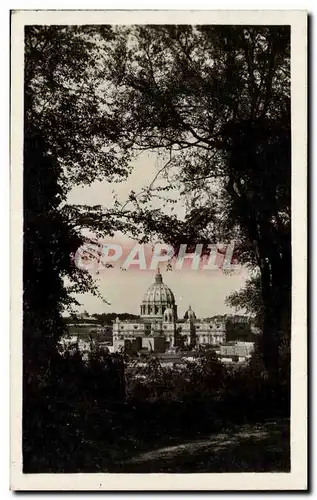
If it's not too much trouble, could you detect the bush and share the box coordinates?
[23,344,290,472]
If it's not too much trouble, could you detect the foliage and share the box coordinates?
[92,312,140,323]
[64,312,140,324]
[23,25,291,472]
[25,26,132,189]
[23,26,136,379]
[23,346,290,472]
[23,348,125,472]
[24,25,291,366]
[225,320,255,342]
[226,273,264,327]
[96,25,291,372]
[22,27,142,470]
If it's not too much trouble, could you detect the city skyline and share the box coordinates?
[69,265,251,318]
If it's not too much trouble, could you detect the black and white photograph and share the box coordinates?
[10,10,307,491]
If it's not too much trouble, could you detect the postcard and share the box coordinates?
[10,9,307,491]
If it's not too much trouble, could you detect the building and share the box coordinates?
[216,340,255,364]
[112,269,226,353]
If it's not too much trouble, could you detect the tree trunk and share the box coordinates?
[260,249,291,377]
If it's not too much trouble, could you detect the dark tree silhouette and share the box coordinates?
[96,25,291,374]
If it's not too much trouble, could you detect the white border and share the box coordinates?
[10,10,307,491]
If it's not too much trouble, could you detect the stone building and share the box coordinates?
[112,269,226,353]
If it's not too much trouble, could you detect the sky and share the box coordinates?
[66,151,251,318]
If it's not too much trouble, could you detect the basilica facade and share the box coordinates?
[112,269,226,353]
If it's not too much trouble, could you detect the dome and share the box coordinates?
[142,269,175,304]
[140,269,177,318]
[184,305,196,321]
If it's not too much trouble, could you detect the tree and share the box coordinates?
[23,24,291,377]
[91,312,140,323]
[226,274,264,327]
[97,25,291,373]
[23,26,135,381]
